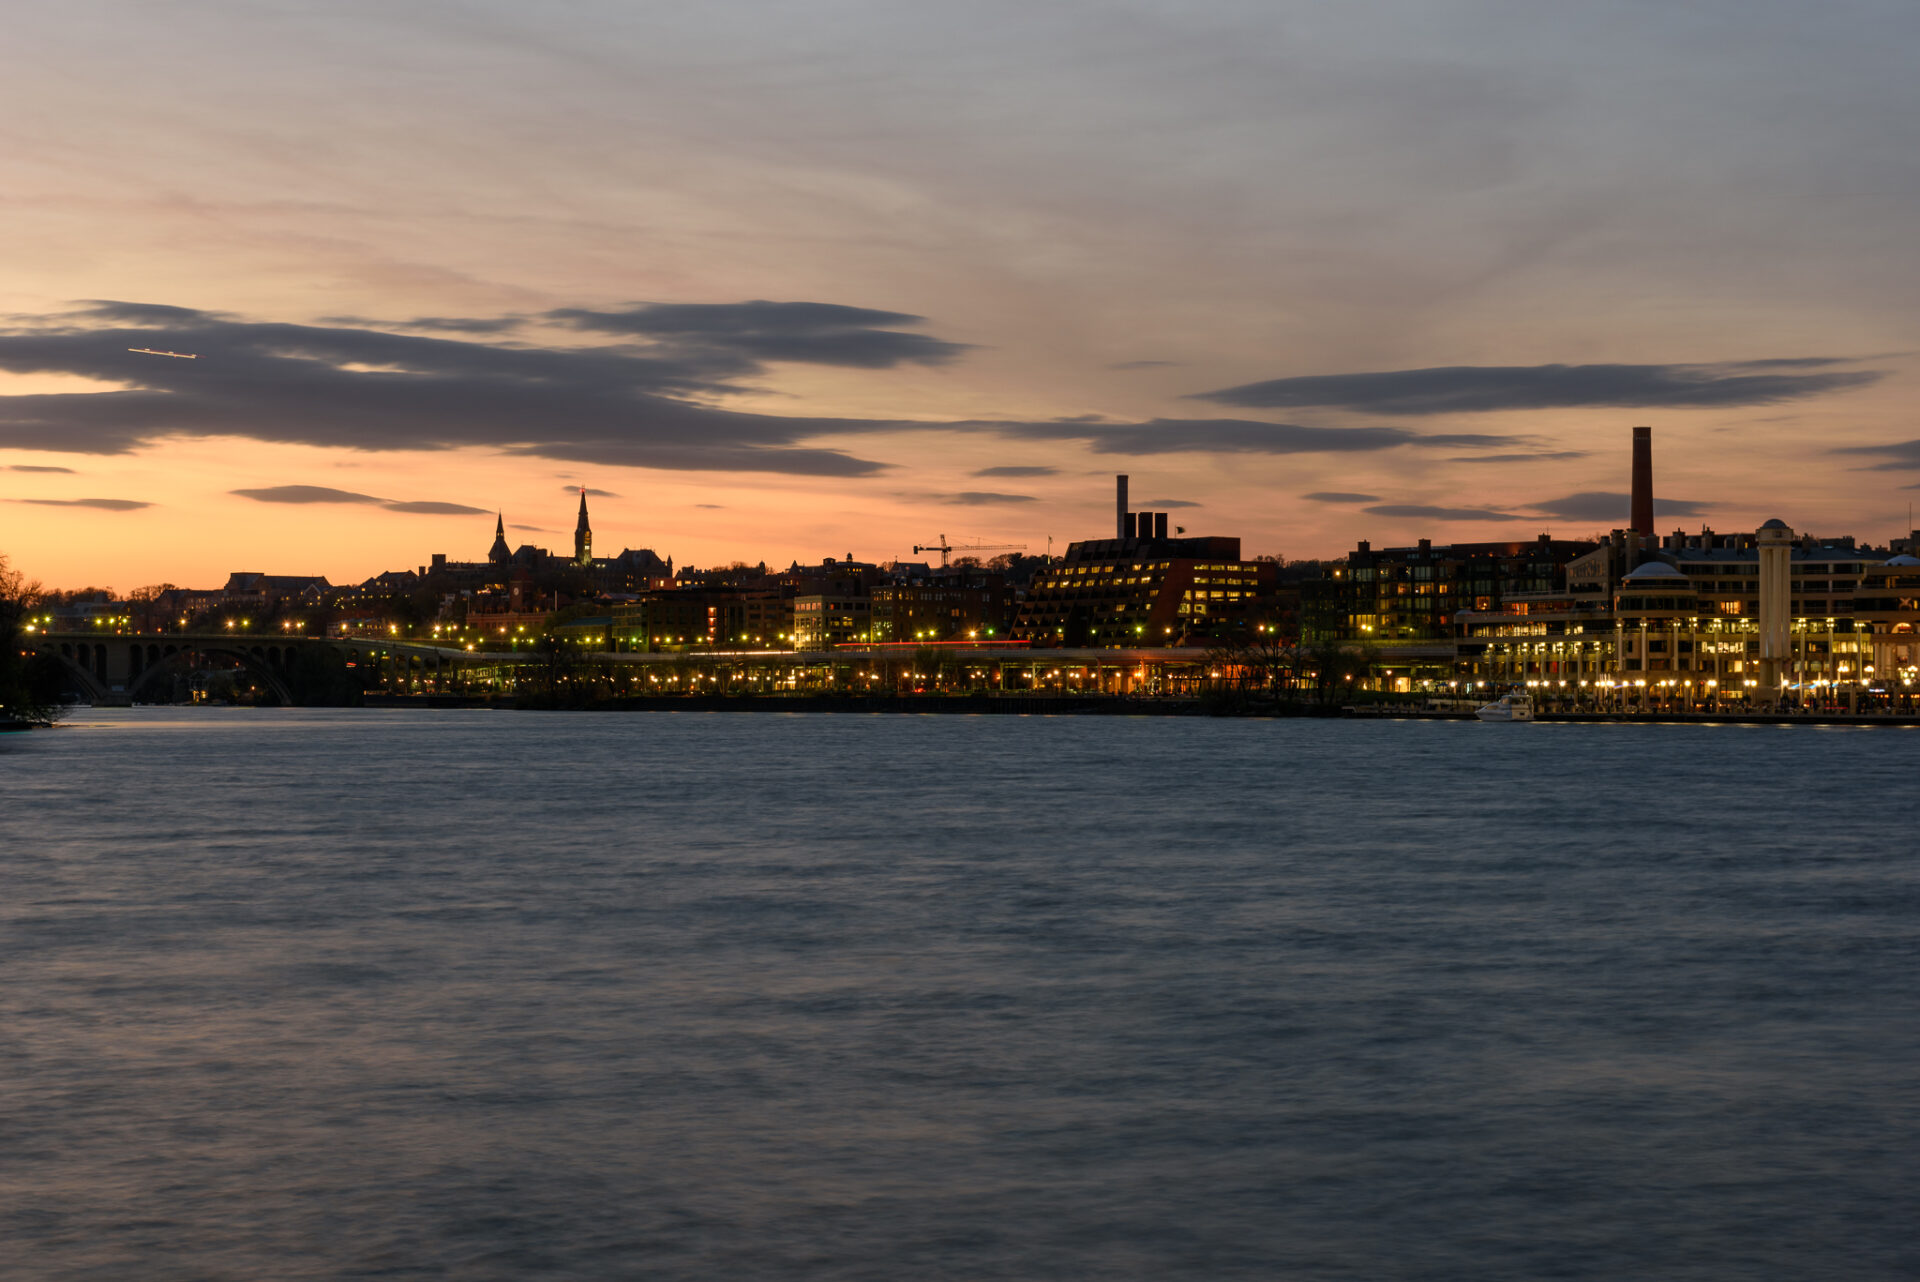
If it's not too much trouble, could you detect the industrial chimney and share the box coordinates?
[1630,426,1653,538]
[1116,474,1130,541]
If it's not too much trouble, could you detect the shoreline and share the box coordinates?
[89,694,1907,726]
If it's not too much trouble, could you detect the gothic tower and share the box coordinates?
[488,512,511,564]
[574,488,592,565]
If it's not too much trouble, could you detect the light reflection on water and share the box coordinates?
[1,708,1915,1280]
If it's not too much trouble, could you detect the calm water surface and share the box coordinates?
[1,708,1915,1280]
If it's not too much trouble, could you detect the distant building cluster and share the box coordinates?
[35,429,1920,706]
[1306,428,1920,702]
[74,477,1303,655]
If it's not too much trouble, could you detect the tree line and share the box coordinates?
[0,554,65,724]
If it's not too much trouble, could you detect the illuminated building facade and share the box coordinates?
[870,576,1013,643]
[1314,535,1598,642]
[791,591,871,650]
[608,589,793,651]
[1453,522,1920,703]
[1010,475,1278,648]
[1012,538,1276,647]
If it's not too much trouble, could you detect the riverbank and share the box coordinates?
[1346,705,1920,727]
[123,694,1920,725]
[361,691,1350,716]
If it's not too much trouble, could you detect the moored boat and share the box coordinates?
[1475,691,1534,722]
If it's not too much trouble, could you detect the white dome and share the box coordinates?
[1884,554,1920,567]
[1623,561,1687,581]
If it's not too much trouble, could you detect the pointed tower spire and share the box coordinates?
[488,510,511,564]
[574,487,593,565]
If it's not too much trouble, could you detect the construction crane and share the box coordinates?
[911,535,1027,568]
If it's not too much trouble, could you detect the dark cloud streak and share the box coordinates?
[13,497,152,511]
[0,302,897,475]
[944,491,1038,505]
[1362,503,1529,522]
[546,300,970,369]
[1195,361,1882,415]
[997,418,1516,456]
[1833,439,1920,470]
[1446,451,1589,464]
[232,484,489,515]
[973,465,1057,477]
[0,303,1588,476]
[382,500,490,516]
[232,485,382,504]
[1526,491,1713,521]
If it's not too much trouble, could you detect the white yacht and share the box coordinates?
[1475,691,1534,722]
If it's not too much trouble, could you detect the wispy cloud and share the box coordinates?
[1356,492,1714,525]
[7,464,76,473]
[1301,491,1381,503]
[1526,491,1713,522]
[232,484,487,515]
[0,303,1583,476]
[1445,451,1590,464]
[397,315,525,334]
[545,300,970,369]
[381,500,490,516]
[0,301,917,476]
[1833,439,1920,470]
[1109,360,1178,370]
[232,485,381,504]
[943,491,1038,505]
[998,418,1516,456]
[1134,498,1199,508]
[973,465,1057,478]
[321,314,525,334]
[1194,361,1882,415]
[13,497,152,511]
[1362,503,1529,522]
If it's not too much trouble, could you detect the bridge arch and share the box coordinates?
[37,643,114,704]
[125,643,296,706]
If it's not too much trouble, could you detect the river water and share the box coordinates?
[1,708,1914,1280]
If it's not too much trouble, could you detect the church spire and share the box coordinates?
[574,488,592,565]
[488,511,511,564]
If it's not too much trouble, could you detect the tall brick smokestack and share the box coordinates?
[1630,426,1653,537]
[1116,474,1129,540]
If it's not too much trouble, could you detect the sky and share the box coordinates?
[3,0,1918,590]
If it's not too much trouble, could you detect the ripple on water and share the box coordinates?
[0,708,1914,1280]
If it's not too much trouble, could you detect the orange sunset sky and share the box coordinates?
[4,1,1917,591]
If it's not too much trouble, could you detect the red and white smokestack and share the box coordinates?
[1116,474,1130,540]
[1630,426,1653,536]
